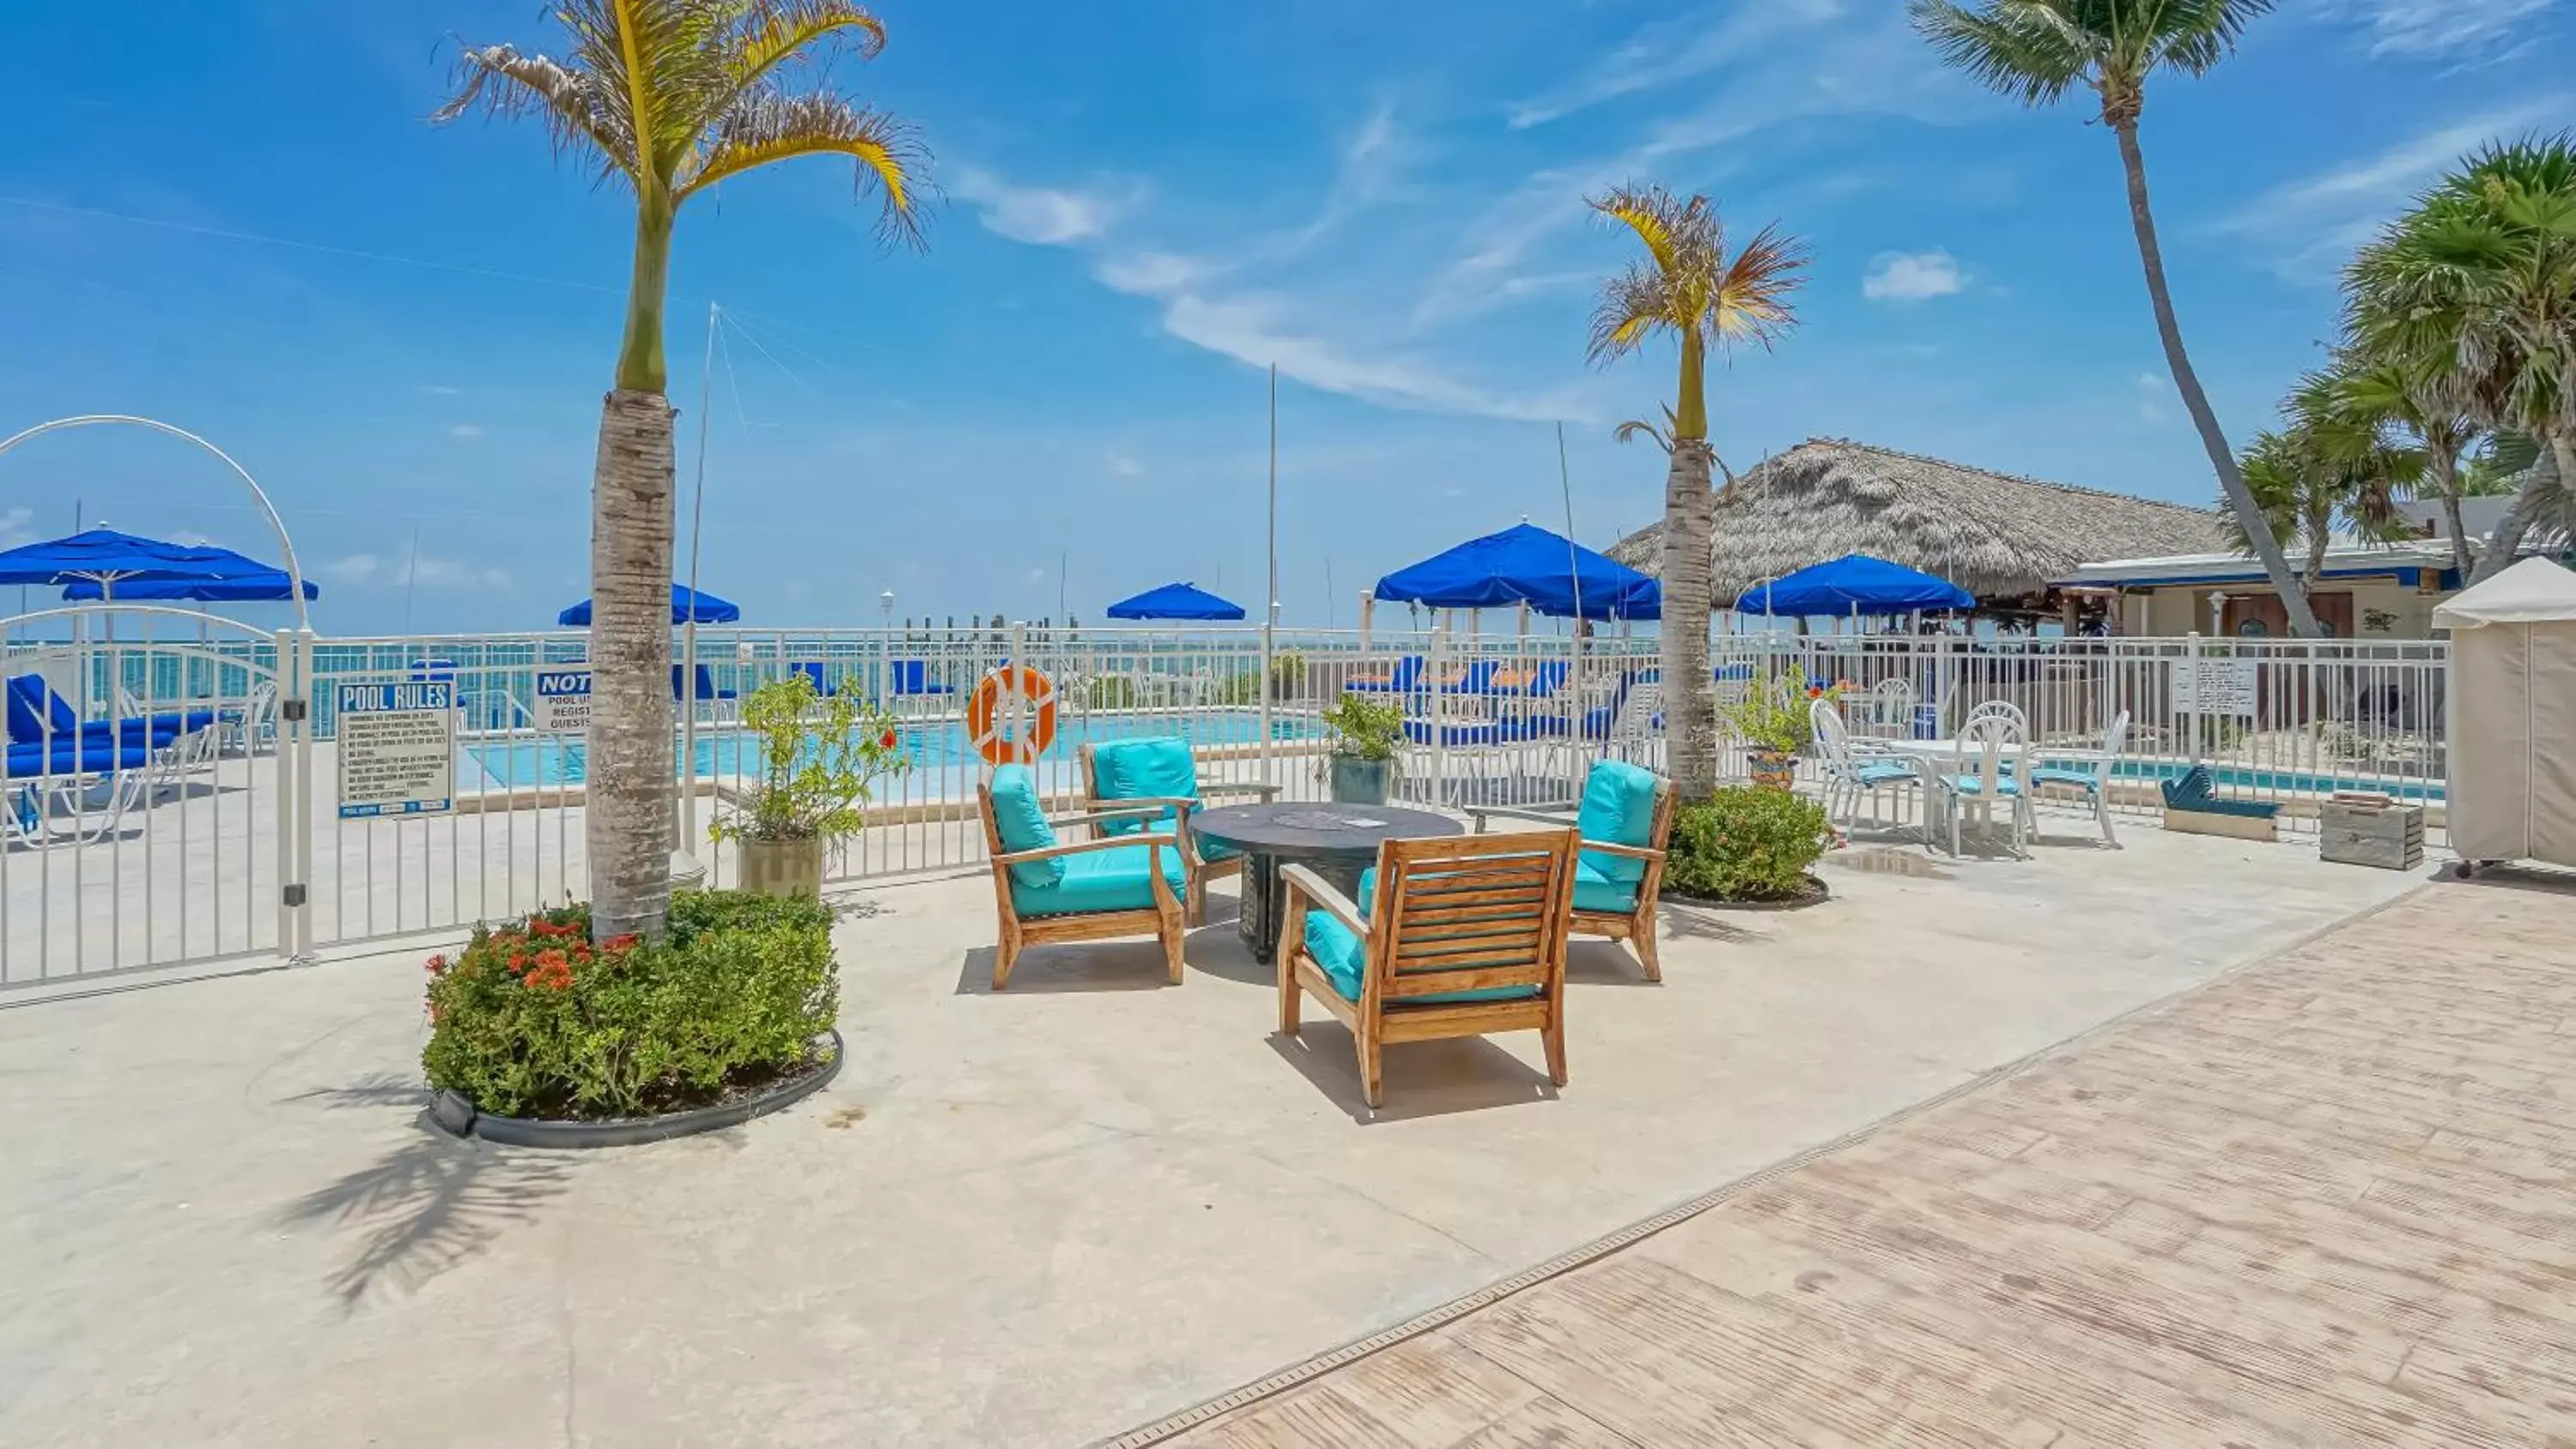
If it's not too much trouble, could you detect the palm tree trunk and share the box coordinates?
[2113,119,2324,639]
[2434,458,2473,579]
[1660,437,1718,803]
[586,390,679,943]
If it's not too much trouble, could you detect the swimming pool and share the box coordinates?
[2108,759,2445,803]
[465,710,1322,790]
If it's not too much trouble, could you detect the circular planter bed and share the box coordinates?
[1667,873,1832,912]
[431,1029,843,1149]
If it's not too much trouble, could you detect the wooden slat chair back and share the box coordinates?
[1279,829,1579,1109]
[1466,768,1674,980]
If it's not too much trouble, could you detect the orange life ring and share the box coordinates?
[966,664,1058,767]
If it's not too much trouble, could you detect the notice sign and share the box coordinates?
[337,682,455,818]
[2171,658,2258,718]
[534,669,592,733]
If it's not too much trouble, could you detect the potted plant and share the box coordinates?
[1725,664,1840,790]
[708,672,908,899]
[1321,691,1405,804]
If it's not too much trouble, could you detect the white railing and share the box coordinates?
[4,617,2448,986]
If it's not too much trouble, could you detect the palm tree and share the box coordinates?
[2221,408,2409,606]
[2345,136,2576,584]
[2318,354,2480,578]
[1910,0,2323,638]
[1586,185,1807,802]
[438,1,926,942]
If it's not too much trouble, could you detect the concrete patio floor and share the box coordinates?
[0,817,2427,1447]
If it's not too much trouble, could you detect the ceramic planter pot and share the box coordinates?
[1328,755,1394,806]
[1747,749,1800,791]
[739,835,825,900]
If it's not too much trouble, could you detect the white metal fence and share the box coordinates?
[3,613,2451,988]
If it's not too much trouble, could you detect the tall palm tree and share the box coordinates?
[2222,406,2409,605]
[438,1,926,942]
[1586,185,1807,802]
[1911,0,2323,638]
[2345,136,2576,584]
[2318,354,2480,577]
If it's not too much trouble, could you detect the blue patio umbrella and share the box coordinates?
[1104,581,1246,621]
[1734,554,1974,615]
[1374,522,1661,620]
[557,584,741,626]
[62,570,319,603]
[0,526,279,596]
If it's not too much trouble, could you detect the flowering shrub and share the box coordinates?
[1666,787,1832,901]
[422,891,837,1120]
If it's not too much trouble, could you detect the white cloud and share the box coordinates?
[0,506,36,549]
[1862,250,1965,302]
[1022,567,1049,585]
[2136,372,2171,424]
[323,548,508,590]
[416,384,463,397]
[950,167,1128,246]
[1093,251,1210,297]
[1160,294,1569,421]
[1106,453,1145,478]
[448,423,484,440]
[1508,0,1846,129]
[2215,99,2567,278]
[2312,0,2561,59]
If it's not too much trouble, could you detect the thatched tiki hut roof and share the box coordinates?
[1608,437,2229,604]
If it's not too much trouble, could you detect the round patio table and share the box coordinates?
[1189,802,1461,965]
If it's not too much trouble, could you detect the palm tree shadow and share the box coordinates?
[277,1077,574,1310]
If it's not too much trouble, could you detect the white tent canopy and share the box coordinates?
[2436,558,2576,870]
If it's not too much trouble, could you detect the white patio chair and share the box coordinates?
[1927,712,2032,858]
[2031,709,2129,848]
[1810,698,1922,836]
[1865,677,1916,742]
[1964,698,2027,733]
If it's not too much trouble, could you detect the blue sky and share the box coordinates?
[0,0,2566,634]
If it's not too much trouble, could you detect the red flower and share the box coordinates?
[424,953,447,976]
[522,948,574,991]
[507,954,529,975]
[601,934,641,954]
[879,730,899,751]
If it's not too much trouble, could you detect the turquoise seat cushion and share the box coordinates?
[1011,839,1186,917]
[1571,858,1639,915]
[988,766,1064,888]
[2030,766,2099,791]
[1575,759,1662,885]
[1941,775,2022,797]
[1091,737,1200,835]
[1853,760,1917,786]
[1195,833,1242,863]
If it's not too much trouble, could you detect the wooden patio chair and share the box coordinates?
[976,765,1186,990]
[1278,828,1579,1109]
[1466,758,1674,980]
[1076,737,1279,925]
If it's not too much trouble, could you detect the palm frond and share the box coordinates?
[678,91,928,241]
[1907,0,2089,107]
[1613,417,1673,454]
[436,45,635,183]
[723,0,884,99]
[1587,184,1706,282]
[1703,222,1811,355]
[1586,260,1673,366]
[2151,0,2276,76]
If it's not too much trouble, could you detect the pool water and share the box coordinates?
[2110,759,2444,803]
[466,710,1320,789]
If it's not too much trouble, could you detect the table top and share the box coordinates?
[1190,802,1461,858]
[1878,738,2106,763]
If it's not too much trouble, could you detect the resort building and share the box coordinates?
[2055,537,2460,638]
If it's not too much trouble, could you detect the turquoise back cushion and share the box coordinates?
[1576,760,1661,885]
[1091,737,1200,836]
[987,766,1063,888]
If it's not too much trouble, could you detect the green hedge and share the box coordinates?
[1666,787,1832,901]
[422,891,837,1120]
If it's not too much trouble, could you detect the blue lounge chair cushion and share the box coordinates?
[1301,906,1538,1005]
[6,740,152,779]
[2030,766,2099,791]
[1091,737,1198,836]
[1941,774,2022,797]
[988,765,1065,888]
[1575,759,1661,885]
[1571,858,1639,914]
[1010,840,1185,917]
[6,676,188,749]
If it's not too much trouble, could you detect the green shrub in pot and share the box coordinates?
[1321,691,1405,804]
[708,672,908,898]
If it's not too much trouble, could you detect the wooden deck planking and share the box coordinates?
[1162,883,2576,1448]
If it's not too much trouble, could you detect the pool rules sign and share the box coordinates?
[336,682,456,818]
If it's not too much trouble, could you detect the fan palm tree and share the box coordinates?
[1586,185,1807,802]
[2318,354,2481,577]
[2222,398,2410,605]
[438,1,927,942]
[2345,136,2576,584]
[1910,0,2322,638]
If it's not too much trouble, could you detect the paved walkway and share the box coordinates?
[1154,877,2576,1448]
